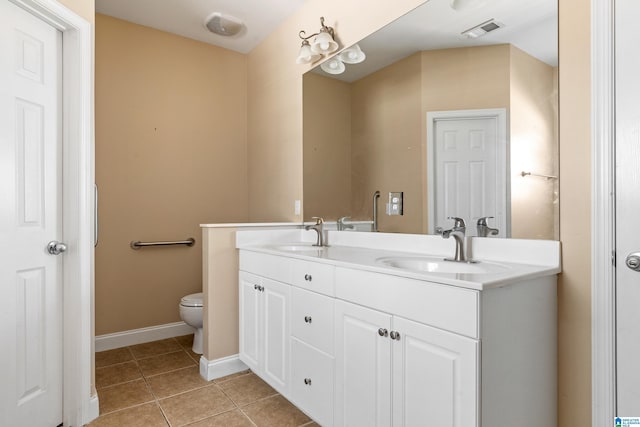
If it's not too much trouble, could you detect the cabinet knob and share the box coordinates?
[304,274,313,282]
[304,378,312,385]
[378,328,388,337]
[304,316,312,324]
[254,284,258,290]
[390,331,401,341]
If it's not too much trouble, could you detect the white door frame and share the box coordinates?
[426,108,509,234]
[7,0,96,425]
[591,0,616,425]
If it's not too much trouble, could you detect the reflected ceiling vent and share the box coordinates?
[205,12,244,37]
[461,19,504,38]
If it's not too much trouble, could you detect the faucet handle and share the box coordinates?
[311,216,324,225]
[338,216,351,223]
[476,216,494,226]
[447,216,466,228]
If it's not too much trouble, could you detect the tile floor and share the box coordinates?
[89,335,318,427]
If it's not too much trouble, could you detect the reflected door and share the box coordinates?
[428,109,508,236]
[0,1,63,425]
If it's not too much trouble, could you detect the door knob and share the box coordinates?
[626,252,640,271]
[47,241,67,255]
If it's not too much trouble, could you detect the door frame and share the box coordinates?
[426,108,509,235]
[591,0,616,425]
[7,0,96,425]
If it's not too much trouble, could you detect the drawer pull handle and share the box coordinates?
[390,331,401,341]
[304,274,313,281]
[378,328,388,337]
[304,378,312,385]
[304,316,312,323]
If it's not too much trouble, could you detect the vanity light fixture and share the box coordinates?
[320,56,346,74]
[296,17,339,64]
[338,44,366,64]
[461,18,504,38]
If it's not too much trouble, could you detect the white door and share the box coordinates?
[0,1,63,426]
[615,0,640,415]
[391,316,478,427]
[239,272,261,372]
[262,278,290,394]
[334,300,392,427]
[428,110,508,236]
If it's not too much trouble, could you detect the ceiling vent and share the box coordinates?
[205,12,244,37]
[461,19,504,38]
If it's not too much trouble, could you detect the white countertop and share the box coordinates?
[236,230,561,291]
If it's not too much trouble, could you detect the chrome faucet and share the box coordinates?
[476,216,499,237]
[439,216,468,262]
[337,216,355,231]
[305,217,325,247]
[372,191,380,232]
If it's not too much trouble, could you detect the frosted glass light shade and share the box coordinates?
[311,30,339,54]
[338,44,366,64]
[296,41,322,64]
[320,57,345,75]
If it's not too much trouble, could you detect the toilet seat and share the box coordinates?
[180,292,203,307]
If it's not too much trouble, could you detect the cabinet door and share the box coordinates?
[262,278,291,394]
[335,300,392,427]
[239,272,261,372]
[392,316,479,427]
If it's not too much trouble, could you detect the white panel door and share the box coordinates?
[262,278,290,394]
[430,111,507,236]
[0,1,63,426]
[615,0,640,415]
[239,272,261,372]
[334,300,392,427]
[392,316,478,427]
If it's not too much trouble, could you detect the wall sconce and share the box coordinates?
[296,17,339,64]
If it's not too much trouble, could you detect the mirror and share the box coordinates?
[303,0,558,239]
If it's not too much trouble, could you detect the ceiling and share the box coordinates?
[95,0,306,54]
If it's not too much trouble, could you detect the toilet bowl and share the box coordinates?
[179,292,203,354]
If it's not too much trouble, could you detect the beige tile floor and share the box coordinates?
[89,335,319,427]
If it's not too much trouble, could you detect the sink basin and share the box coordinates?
[269,244,326,253]
[376,256,509,274]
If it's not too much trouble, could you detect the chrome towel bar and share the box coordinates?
[520,171,558,180]
[130,238,195,250]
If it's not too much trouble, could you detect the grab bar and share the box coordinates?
[130,238,196,250]
[520,171,558,180]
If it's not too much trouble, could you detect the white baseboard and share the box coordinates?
[95,321,195,352]
[199,354,248,381]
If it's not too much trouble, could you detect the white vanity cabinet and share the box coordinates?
[334,300,478,427]
[238,244,557,427]
[238,271,290,395]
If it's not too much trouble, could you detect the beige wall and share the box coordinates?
[303,73,352,220]
[509,46,558,240]
[247,0,429,222]
[558,0,592,425]
[58,0,94,23]
[95,14,248,335]
[247,0,593,424]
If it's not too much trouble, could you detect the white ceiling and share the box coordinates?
[95,0,306,54]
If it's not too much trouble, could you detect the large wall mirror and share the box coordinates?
[302,0,558,240]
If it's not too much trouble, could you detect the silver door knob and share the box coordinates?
[47,241,67,255]
[626,252,640,271]
[378,328,388,337]
[390,331,401,341]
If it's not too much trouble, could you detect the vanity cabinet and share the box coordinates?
[334,300,478,427]
[238,271,290,395]
[238,246,557,427]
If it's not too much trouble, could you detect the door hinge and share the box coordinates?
[612,250,616,267]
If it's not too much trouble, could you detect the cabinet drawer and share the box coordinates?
[335,267,479,338]
[239,251,291,283]
[291,338,334,427]
[290,259,334,296]
[291,287,334,355]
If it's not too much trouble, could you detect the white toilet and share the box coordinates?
[179,292,203,354]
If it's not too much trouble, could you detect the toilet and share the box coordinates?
[179,292,203,354]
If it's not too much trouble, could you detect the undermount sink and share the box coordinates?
[376,256,509,274]
[269,244,326,253]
